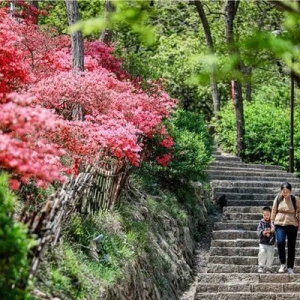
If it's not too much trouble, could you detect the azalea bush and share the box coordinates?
[0,10,66,186]
[0,173,32,299]
[0,8,32,93]
[0,7,177,189]
[28,70,176,170]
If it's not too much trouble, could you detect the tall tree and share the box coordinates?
[30,0,38,9]
[100,0,115,44]
[65,0,85,121]
[268,0,300,87]
[29,0,38,24]
[224,0,245,158]
[65,0,84,72]
[192,0,220,116]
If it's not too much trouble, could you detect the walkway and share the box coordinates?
[182,148,300,300]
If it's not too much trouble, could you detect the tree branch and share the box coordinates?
[268,0,297,13]
[234,0,240,17]
[190,0,214,50]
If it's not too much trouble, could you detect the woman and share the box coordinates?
[271,182,300,274]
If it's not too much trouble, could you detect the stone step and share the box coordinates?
[212,230,257,239]
[221,212,268,221]
[210,247,258,257]
[213,186,300,198]
[211,239,300,248]
[208,255,300,265]
[195,292,300,300]
[197,149,300,299]
[213,187,300,194]
[215,192,277,200]
[221,210,300,221]
[222,219,265,223]
[208,255,258,265]
[197,273,300,283]
[212,155,242,162]
[212,151,222,155]
[209,246,286,257]
[209,165,287,173]
[226,200,274,206]
[206,264,300,273]
[210,180,300,188]
[214,221,288,230]
[212,230,300,239]
[208,175,297,182]
[196,282,300,293]
[214,222,259,231]
[223,206,272,213]
[208,169,297,178]
[210,161,284,170]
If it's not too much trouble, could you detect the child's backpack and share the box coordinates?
[276,194,296,211]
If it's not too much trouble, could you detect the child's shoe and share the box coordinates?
[258,267,264,273]
[287,268,294,275]
[278,264,286,273]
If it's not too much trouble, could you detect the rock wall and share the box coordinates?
[105,187,212,300]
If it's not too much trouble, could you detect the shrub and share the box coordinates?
[35,211,141,299]
[215,97,300,172]
[0,173,31,299]
[140,108,213,192]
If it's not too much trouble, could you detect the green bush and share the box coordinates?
[140,109,213,192]
[37,244,109,299]
[36,210,142,299]
[213,102,236,154]
[215,97,300,172]
[0,173,31,299]
[65,212,137,276]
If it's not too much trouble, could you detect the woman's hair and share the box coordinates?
[281,182,292,191]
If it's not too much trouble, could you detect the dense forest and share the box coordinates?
[1,0,300,299]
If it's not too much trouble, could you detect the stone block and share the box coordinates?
[251,283,283,293]
[283,283,300,292]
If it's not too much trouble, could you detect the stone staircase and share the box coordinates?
[195,148,300,300]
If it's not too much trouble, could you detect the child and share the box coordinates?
[257,206,276,273]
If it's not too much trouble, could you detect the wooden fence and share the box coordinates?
[19,162,131,279]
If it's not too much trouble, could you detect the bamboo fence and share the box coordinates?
[19,162,131,279]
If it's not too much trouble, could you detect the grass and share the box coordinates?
[32,172,213,299]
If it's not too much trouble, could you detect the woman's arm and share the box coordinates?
[295,196,300,230]
[270,195,279,226]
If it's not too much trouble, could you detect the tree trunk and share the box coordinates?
[232,80,245,157]
[30,0,38,9]
[65,0,85,121]
[192,0,220,117]
[244,66,252,102]
[100,0,115,44]
[30,0,39,24]
[65,0,84,72]
[225,0,245,158]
